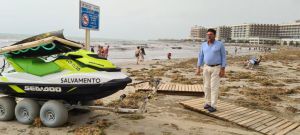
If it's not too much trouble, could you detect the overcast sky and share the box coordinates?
[0,0,299,40]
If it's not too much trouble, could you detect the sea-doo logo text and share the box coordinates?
[24,86,62,92]
[61,78,101,84]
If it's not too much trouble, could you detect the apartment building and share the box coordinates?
[190,25,207,41]
[216,26,231,41]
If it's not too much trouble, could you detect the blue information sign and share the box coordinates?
[79,1,100,30]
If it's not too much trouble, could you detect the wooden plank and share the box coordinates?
[238,113,268,125]
[184,100,209,109]
[190,85,194,92]
[193,85,198,91]
[196,85,200,91]
[255,118,283,131]
[274,123,300,135]
[216,107,248,118]
[211,102,237,113]
[215,103,233,109]
[249,116,277,129]
[157,84,162,90]
[170,84,176,91]
[169,84,173,91]
[160,84,166,90]
[200,85,204,91]
[151,83,205,95]
[181,84,185,92]
[196,85,201,92]
[184,85,189,92]
[260,119,289,134]
[182,100,232,113]
[187,85,191,91]
[181,99,234,115]
[164,84,169,90]
[175,84,179,91]
[177,84,182,91]
[228,110,258,121]
[158,84,164,90]
[223,109,252,120]
[212,104,238,114]
[214,105,245,116]
[268,121,294,135]
[180,98,300,135]
[192,85,197,92]
[194,85,199,91]
[232,111,261,123]
[188,85,192,91]
[186,85,190,91]
[243,114,274,127]
[164,84,169,91]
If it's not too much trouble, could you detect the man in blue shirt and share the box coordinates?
[196,29,227,112]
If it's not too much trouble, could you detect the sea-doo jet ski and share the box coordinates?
[0,30,132,127]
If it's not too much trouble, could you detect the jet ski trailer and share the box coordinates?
[0,30,135,127]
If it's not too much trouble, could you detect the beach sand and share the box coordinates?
[0,46,299,135]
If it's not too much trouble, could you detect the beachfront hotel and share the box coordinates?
[190,25,207,41]
[216,26,232,42]
[231,23,280,44]
[279,20,300,45]
[190,20,300,45]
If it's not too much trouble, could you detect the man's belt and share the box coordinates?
[207,64,220,67]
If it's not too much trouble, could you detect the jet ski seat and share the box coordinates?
[6,57,62,76]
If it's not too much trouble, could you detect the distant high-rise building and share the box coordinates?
[231,24,279,40]
[279,21,300,39]
[190,19,300,45]
[190,25,207,40]
[230,24,280,44]
[216,26,231,41]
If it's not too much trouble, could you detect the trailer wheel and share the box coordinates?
[15,99,40,124]
[0,97,16,121]
[40,100,68,127]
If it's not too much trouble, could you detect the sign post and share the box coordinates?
[85,29,90,50]
[79,0,100,50]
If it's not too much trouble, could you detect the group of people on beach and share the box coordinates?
[249,47,271,53]
[91,45,110,58]
[135,46,146,64]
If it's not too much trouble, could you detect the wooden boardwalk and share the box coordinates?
[180,98,299,135]
[137,83,203,96]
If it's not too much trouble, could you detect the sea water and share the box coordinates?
[0,34,254,64]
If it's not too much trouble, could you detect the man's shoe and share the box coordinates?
[208,107,217,112]
[203,104,211,109]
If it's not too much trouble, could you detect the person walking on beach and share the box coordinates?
[234,47,238,55]
[91,46,95,53]
[139,47,145,62]
[196,29,227,112]
[135,46,141,64]
[167,52,172,60]
[104,45,110,58]
[98,45,105,57]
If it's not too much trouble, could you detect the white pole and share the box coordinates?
[85,29,90,50]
